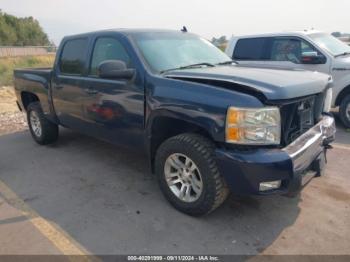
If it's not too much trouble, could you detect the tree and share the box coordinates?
[211,35,228,51]
[0,10,50,46]
[211,35,227,46]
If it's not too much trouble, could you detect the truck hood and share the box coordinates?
[164,65,331,100]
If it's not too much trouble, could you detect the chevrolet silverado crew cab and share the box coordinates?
[226,30,350,127]
[14,29,335,216]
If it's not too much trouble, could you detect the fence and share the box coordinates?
[0,46,57,58]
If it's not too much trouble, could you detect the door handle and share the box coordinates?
[84,88,98,95]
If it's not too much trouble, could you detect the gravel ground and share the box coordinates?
[0,86,28,135]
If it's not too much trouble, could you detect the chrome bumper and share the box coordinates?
[283,115,336,173]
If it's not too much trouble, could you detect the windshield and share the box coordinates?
[132,32,230,73]
[309,33,350,56]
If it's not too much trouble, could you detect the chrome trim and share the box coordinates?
[283,115,336,173]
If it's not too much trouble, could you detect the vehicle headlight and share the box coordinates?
[225,106,281,145]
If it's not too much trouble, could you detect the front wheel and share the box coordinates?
[27,102,59,145]
[339,94,350,128]
[155,133,229,216]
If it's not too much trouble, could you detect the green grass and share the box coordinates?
[0,55,55,86]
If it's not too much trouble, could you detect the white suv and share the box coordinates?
[226,30,350,127]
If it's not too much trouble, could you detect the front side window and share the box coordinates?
[59,38,88,75]
[132,32,229,73]
[90,37,131,76]
[270,37,321,63]
[233,38,269,60]
[301,40,316,53]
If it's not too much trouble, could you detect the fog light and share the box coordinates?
[259,180,281,191]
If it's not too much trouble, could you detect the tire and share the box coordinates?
[155,133,229,216]
[27,102,59,145]
[339,94,350,128]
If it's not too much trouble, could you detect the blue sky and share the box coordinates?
[1,0,349,45]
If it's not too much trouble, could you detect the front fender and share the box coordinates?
[332,68,350,105]
[146,108,222,141]
[145,75,264,142]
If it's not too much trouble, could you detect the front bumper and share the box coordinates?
[215,115,336,195]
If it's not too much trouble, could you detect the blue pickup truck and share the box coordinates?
[14,29,336,215]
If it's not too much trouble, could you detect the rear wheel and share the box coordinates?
[155,133,229,216]
[339,94,350,128]
[27,102,59,145]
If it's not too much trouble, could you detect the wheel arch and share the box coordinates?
[335,84,350,106]
[148,115,216,173]
[21,91,40,111]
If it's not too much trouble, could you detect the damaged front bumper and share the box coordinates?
[215,115,336,195]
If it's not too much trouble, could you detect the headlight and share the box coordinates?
[225,106,281,145]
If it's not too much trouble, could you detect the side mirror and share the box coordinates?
[98,60,135,79]
[301,51,326,64]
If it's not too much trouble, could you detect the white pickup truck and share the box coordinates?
[226,30,350,127]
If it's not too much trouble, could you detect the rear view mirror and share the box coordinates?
[98,60,135,79]
[301,51,326,64]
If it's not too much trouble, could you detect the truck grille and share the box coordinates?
[275,92,326,146]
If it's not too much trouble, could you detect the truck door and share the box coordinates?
[81,35,144,149]
[51,37,90,131]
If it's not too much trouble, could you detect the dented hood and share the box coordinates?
[164,65,331,100]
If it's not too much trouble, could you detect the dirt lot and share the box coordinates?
[0,87,349,257]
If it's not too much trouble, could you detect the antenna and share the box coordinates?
[181,26,187,33]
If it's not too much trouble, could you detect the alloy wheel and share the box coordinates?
[164,153,203,202]
[29,110,42,137]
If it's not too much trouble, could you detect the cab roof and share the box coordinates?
[231,30,324,39]
[63,28,189,40]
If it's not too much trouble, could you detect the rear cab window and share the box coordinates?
[59,38,88,75]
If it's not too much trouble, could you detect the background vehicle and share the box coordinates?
[226,30,350,127]
[14,29,335,215]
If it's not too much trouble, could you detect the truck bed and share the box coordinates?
[14,67,53,79]
[13,67,54,117]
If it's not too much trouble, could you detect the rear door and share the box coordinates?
[51,37,90,131]
[82,35,145,148]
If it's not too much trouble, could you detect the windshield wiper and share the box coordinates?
[334,52,350,58]
[160,62,215,74]
[216,60,238,65]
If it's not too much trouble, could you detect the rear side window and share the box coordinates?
[233,38,269,60]
[59,38,88,75]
